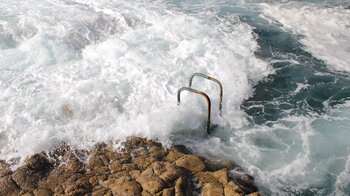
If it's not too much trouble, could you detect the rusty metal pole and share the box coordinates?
[188,73,223,116]
[177,87,212,134]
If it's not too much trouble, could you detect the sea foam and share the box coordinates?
[261,2,350,73]
[0,0,272,163]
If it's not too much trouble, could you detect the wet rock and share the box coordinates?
[165,145,191,162]
[107,171,129,180]
[65,155,84,173]
[0,161,12,177]
[0,137,258,195]
[141,190,152,196]
[0,175,20,195]
[19,191,33,196]
[162,187,175,196]
[175,177,190,196]
[215,159,237,170]
[248,192,262,196]
[110,160,122,173]
[212,168,228,184]
[129,170,141,180]
[25,154,52,173]
[66,188,88,196]
[159,163,183,183]
[91,187,109,196]
[110,181,141,195]
[122,163,137,171]
[233,173,258,194]
[134,156,157,170]
[224,181,243,196]
[195,172,221,186]
[138,174,166,194]
[175,155,205,173]
[89,175,106,186]
[11,167,40,190]
[86,152,106,171]
[202,183,224,196]
[32,188,52,196]
[11,155,52,191]
[64,176,91,194]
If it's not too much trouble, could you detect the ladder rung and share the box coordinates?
[189,73,223,116]
[177,87,212,134]
[177,73,223,134]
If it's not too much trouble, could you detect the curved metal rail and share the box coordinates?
[188,73,223,116]
[177,87,212,134]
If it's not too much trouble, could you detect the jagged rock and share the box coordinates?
[66,188,88,196]
[122,163,137,171]
[195,172,221,186]
[86,152,106,171]
[11,167,40,190]
[105,147,123,162]
[202,183,224,196]
[11,155,52,191]
[0,161,12,177]
[134,156,157,170]
[25,154,52,172]
[104,176,131,188]
[138,175,166,194]
[110,161,122,173]
[141,190,152,196]
[0,137,258,195]
[92,166,110,175]
[175,155,205,173]
[149,146,167,160]
[137,163,167,193]
[64,176,91,194]
[203,159,239,172]
[89,175,106,186]
[33,188,52,196]
[159,163,183,183]
[233,173,258,194]
[175,177,190,196]
[215,159,237,170]
[19,191,33,196]
[65,154,84,173]
[110,181,141,195]
[224,181,243,196]
[165,145,191,162]
[107,171,129,180]
[248,192,262,196]
[0,175,20,195]
[129,170,141,180]
[212,168,228,184]
[162,187,175,196]
[91,187,109,196]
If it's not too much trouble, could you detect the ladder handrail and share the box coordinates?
[188,73,223,116]
[177,87,212,134]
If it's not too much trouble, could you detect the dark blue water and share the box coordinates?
[170,1,350,195]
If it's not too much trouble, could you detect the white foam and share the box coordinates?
[0,0,272,163]
[261,2,350,73]
[189,102,350,195]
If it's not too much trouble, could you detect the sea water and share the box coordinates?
[0,0,349,195]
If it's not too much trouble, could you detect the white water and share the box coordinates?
[188,101,350,195]
[261,2,350,73]
[0,0,271,162]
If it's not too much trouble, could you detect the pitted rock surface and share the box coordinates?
[0,137,260,195]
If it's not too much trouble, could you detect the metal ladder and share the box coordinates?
[177,73,223,134]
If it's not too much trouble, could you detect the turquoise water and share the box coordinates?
[169,1,350,195]
[0,0,349,195]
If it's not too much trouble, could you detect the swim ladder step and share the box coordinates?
[177,73,223,134]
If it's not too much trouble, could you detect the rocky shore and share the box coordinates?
[0,137,260,196]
